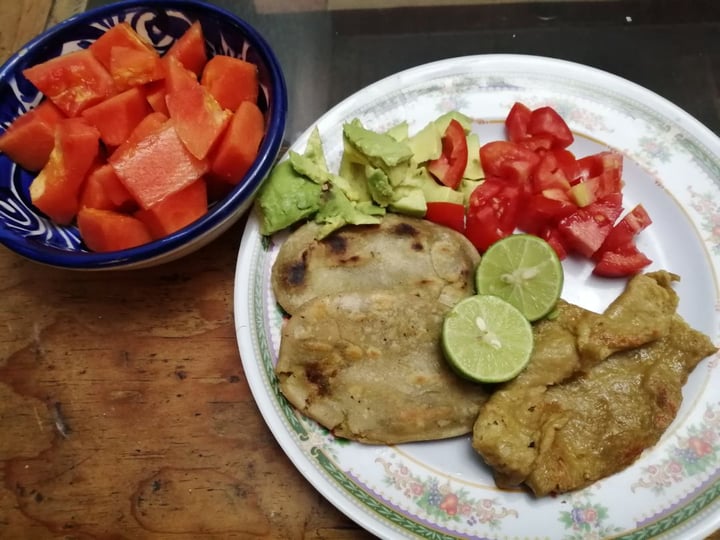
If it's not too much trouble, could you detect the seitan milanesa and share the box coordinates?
[472,271,718,496]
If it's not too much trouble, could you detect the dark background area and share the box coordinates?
[88,0,720,140]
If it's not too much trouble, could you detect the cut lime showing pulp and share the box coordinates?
[475,234,563,322]
[442,294,533,383]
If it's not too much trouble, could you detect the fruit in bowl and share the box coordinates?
[0,0,287,270]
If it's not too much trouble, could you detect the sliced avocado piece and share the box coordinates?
[304,127,328,169]
[406,166,464,205]
[365,166,394,206]
[434,110,473,133]
[459,178,483,206]
[407,121,442,163]
[338,153,372,202]
[389,186,427,218]
[343,118,413,168]
[290,150,367,202]
[463,133,484,180]
[256,160,323,235]
[314,185,382,238]
[385,121,409,142]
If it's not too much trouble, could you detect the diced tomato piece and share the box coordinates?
[465,205,505,253]
[135,178,208,238]
[0,100,65,171]
[576,150,623,182]
[80,163,136,211]
[593,243,652,277]
[427,119,468,189]
[77,207,152,252]
[518,134,554,153]
[200,55,259,111]
[527,106,574,149]
[109,120,208,209]
[550,149,579,182]
[109,45,164,90]
[517,193,577,234]
[23,50,116,117]
[505,102,532,143]
[480,140,540,185]
[532,151,572,193]
[164,21,207,76]
[166,82,231,160]
[81,87,152,147]
[30,118,101,223]
[596,204,652,256]
[88,22,155,71]
[541,226,568,260]
[557,195,623,258]
[424,201,465,233]
[144,80,169,115]
[465,177,522,252]
[209,100,265,184]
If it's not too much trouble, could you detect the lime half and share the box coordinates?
[475,234,563,322]
[442,294,533,383]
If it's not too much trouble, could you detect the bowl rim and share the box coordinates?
[0,0,287,269]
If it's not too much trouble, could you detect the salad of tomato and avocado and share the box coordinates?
[256,102,652,278]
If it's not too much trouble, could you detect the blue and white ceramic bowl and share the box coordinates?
[0,0,287,270]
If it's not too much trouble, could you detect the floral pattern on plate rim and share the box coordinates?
[244,62,720,540]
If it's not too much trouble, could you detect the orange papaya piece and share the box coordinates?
[81,87,152,147]
[77,207,152,252]
[88,22,156,71]
[109,45,164,90]
[200,55,259,111]
[164,21,207,76]
[209,100,264,184]
[135,178,207,238]
[0,100,65,171]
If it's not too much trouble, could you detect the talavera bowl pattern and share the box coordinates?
[0,0,287,270]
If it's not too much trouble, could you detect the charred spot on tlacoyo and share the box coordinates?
[391,222,419,237]
[285,250,308,287]
[321,232,347,255]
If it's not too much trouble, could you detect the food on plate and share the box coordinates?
[275,289,489,444]
[0,20,265,252]
[256,103,651,277]
[442,294,533,383]
[271,213,479,315]
[472,271,718,496]
[474,233,563,322]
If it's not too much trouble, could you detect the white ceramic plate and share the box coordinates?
[234,55,720,539]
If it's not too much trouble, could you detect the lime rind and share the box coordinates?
[441,294,533,383]
[475,234,563,322]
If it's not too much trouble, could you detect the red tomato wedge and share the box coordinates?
[81,87,152,147]
[596,204,652,256]
[557,194,623,258]
[593,243,652,277]
[480,140,540,185]
[527,106,574,149]
[30,118,101,224]
[0,100,65,171]
[465,177,522,252]
[109,45,164,90]
[164,21,207,76]
[201,55,259,112]
[88,22,155,71]
[505,102,532,143]
[77,207,152,252]
[109,120,208,209]
[209,100,264,184]
[23,49,117,117]
[424,201,465,233]
[135,178,208,238]
[426,119,468,189]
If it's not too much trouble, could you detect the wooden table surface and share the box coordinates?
[1,2,718,540]
[0,1,372,538]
